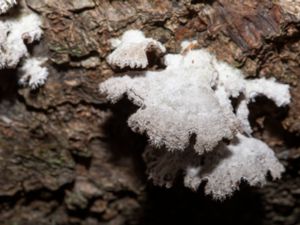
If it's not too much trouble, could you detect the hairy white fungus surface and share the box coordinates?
[0,12,43,69]
[100,30,291,200]
[101,46,290,155]
[107,30,166,69]
[19,57,48,89]
[186,134,284,200]
[143,133,284,200]
[0,0,48,89]
[101,49,240,154]
[0,0,17,15]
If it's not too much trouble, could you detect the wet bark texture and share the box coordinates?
[0,0,299,224]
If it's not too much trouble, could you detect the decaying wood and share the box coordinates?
[0,0,299,224]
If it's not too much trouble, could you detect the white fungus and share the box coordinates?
[0,12,43,69]
[184,133,285,200]
[107,30,166,69]
[19,57,49,89]
[0,0,17,15]
[100,30,291,200]
[143,133,285,200]
[101,49,240,155]
[0,0,48,89]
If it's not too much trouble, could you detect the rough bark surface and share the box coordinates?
[0,0,299,224]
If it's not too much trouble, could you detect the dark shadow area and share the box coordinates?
[141,184,264,225]
[100,96,148,188]
[191,0,215,5]
[0,69,18,103]
[103,97,147,163]
[0,186,69,225]
[61,97,148,223]
[248,96,300,148]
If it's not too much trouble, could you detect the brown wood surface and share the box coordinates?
[0,0,299,224]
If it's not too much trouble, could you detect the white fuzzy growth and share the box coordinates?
[235,99,252,135]
[0,22,9,47]
[10,12,43,43]
[101,47,291,155]
[164,54,183,68]
[100,33,291,199]
[0,1,48,89]
[0,0,17,15]
[101,50,240,155]
[0,12,43,69]
[107,30,166,69]
[245,78,291,107]
[214,86,238,129]
[212,60,245,98]
[213,58,290,136]
[213,59,291,107]
[184,134,285,200]
[143,134,284,200]
[19,57,48,89]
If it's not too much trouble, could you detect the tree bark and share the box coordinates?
[0,0,299,224]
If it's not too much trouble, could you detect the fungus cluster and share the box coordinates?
[107,30,166,69]
[0,0,16,15]
[0,0,48,89]
[100,30,290,200]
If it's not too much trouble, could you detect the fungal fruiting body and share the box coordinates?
[0,12,43,69]
[143,133,284,200]
[100,30,290,200]
[107,30,166,69]
[101,49,240,155]
[0,0,17,15]
[0,0,48,89]
[18,57,49,90]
